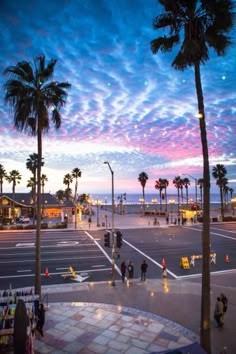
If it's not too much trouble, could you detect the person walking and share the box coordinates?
[127,261,134,284]
[140,260,148,281]
[120,261,126,283]
[214,297,224,327]
[220,293,228,320]
[36,303,45,338]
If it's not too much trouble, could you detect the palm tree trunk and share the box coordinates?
[220,186,224,219]
[142,186,145,212]
[12,184,15,223]
[195,63,211,353]
[35,125,42,298]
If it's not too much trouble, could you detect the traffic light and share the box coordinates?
[104,233,110,247]
[116,231,123,248]
[72,208,75,215]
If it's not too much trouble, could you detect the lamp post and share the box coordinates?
[182,174,198,205]
[169,199,175,224]
[104,161,115,286]
[96,197,100,227]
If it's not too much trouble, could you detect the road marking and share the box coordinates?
[84,231,121,276]
[0,255,106,264]
[123,239,177,278]
[210,226,236,234]
[177,268,236,279]
[16,243,35,247]
[186,227,236,241]
[17,270,32,273]
[92,265,106,268]
[57,241,79,246]
[0,267,112,279]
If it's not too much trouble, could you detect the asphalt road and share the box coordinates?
[0,223,236,290]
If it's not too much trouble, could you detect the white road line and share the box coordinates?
[210,226,236,234]
[92,265,106,268]
[186,227,236,241]
[123,239,177,279]
[0,255,106,264]
[177,268,236,280]
[0,267,112,279]
[0,250,98,257]
[17,270,32,273]
[84,231,121,276]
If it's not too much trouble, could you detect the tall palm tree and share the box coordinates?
[63,173,73,200]
[41,174,48,217]
[0,164,6,194]
[173,176,182,211]
[7,170,22,222]
[26,153,44,225]
[161,178,169,211]
[155,179,163,211]
[197,178,204,209]
[4,54,71,297]
[212,164,227,219]
[72,168,82,202]
[183,178,191,205]
[150,2,234,351]
[138,172,149,211]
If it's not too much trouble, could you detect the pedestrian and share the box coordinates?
[162,266,167,279]
[127,261,134,283]
[210,252,216,265]
[140,260,148,281]
[36,303,45,338]
[190,255,195,267]
[214,297,224,327]
[120,261,126,283]
[220,293,228,319]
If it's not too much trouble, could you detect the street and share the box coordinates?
[0,223,236,290]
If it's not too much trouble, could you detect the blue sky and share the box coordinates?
[0,0,236,197]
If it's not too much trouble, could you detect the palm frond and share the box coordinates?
[51,109,61,129]
[151,35,179,54]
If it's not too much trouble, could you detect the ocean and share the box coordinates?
[91,193,221,205]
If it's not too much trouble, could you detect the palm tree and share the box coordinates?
[26,153,44,225]
[173,176,182,211]
[138,172,149,211]
[0,164,6,194]
[161,179,169,211]
[197,178,204,209]
[150,2,234,351]
[7,170,22,222]
[212,164,227,219]
[155,179,163,211]
[4,54,71,297]
[63,173,73,200]
[183,178,191,205]
[72,168,82,202]
[41,174,48,217]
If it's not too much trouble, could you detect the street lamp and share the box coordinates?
[104,161,115,286]
[96,197,100,227]
[182,174,198,205]
[169,199,175,224]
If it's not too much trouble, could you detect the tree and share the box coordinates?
[7,170,22,222]
[26,153,44,225]
[0,164,6,194]
[72,168,82,202]
[212,164,227,219]
[173,176,182,212]
[197,178,204,209]
[41,174,48,217]
[150,2,234,351]
[183,178,191,205]
[55,189,65,202]
[155,179,163,211]
[161,178,169,211]
[138,172,149,211]
[4,54,71,297]
[63,173,73,200]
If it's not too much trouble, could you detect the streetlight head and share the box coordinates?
[104,161,108,164]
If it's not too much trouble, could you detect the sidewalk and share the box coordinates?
[33,277,236,354]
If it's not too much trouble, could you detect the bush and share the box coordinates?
[223,216,236,222]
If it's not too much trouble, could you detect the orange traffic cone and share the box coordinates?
[45,267,50,277]
[162,258,166,267]
[225,254,230,263]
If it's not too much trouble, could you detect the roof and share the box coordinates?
[0,193,62,207]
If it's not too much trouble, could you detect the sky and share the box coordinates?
[0,0,236,199]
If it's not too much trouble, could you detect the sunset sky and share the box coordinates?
[0,0,235,198]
